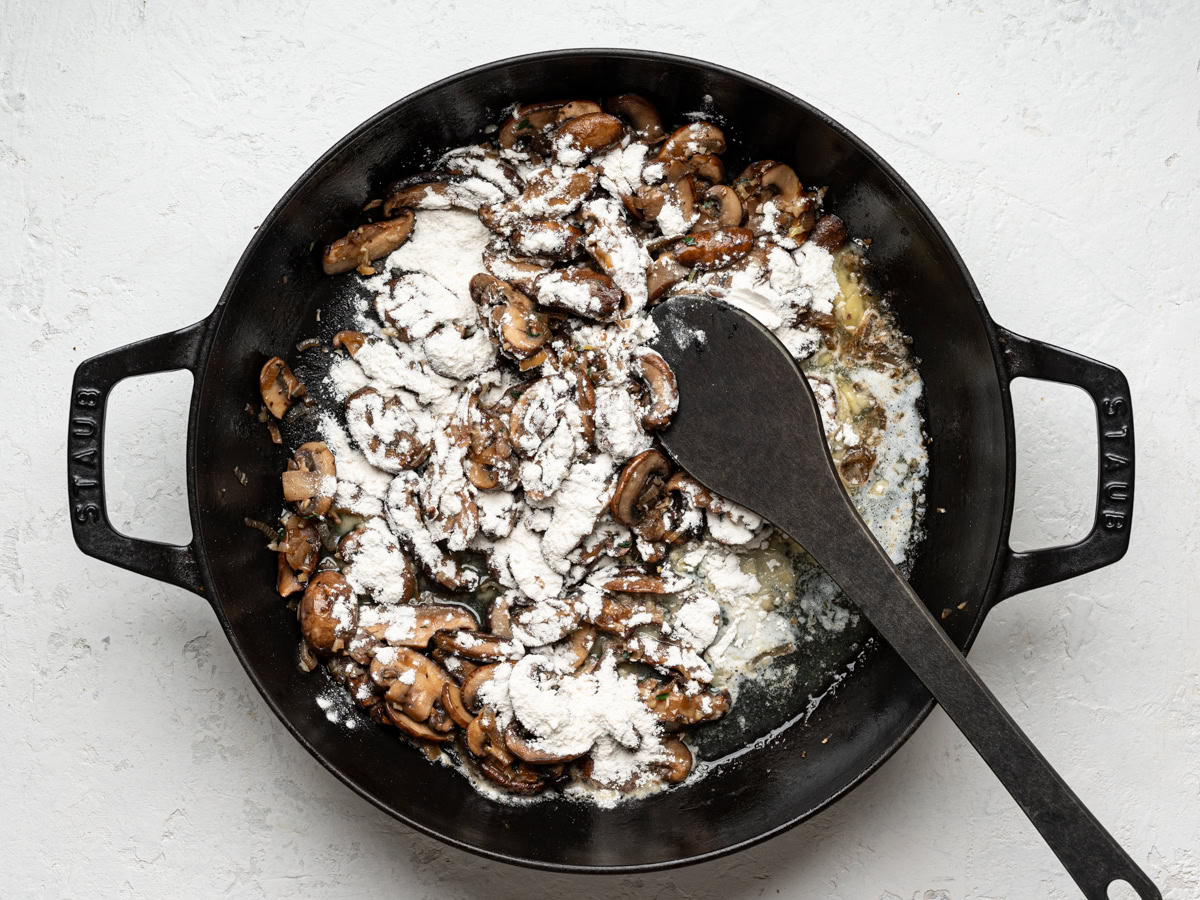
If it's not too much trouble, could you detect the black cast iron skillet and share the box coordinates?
[67,50,1136,872]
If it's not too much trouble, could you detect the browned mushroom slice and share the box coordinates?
[277,553,303,597]
[672,227,753,271]
[372,647,453,721]
[574,366,596,447]
[610,449,672,538]
[808,214,848,252]
[282,514,320,579]
[259,357,305,420]
[601,571,689,594]
[627,634,713,683]
[653,736,693,783]
[657,122,726,160]
[433,629,523,663]
[382,177,455,214]
[511,596,586,646]
[589,595,665,637]
[507,219,583,261]
[332,330,366,356]
[504,722,586,764]
[631,348,678,430]
[683,153,725,184]
[465,707,512,763]
[487,594,515,639]
[460,663,499,712]
[482,167,599,233]
[497,101,568,150]
[555,99,603,123]
[533,266,622,322]
[486,288,551,361]
[442,680,474,728]
[638,678,730,728]
[385,701,454,742]
[552,112,624,163]
[281,441,337,517]
[360,601,478,648]
[646,252,688,302]
[298,571,357,656]
[696,184,744,229]
[482,247,550,295]
[338,521,418,603]
[605,93,665,142]
[384,472,480,592]
[347,671,381,709]
[322,210,415,276]
[559,625,596,670]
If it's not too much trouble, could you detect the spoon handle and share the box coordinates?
[791,519,1160,900]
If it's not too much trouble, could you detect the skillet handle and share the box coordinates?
[995,327,1134,601]
[68,320,209,596]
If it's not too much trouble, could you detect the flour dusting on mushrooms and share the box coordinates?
[260,96,928,807]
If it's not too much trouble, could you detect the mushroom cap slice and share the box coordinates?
[298,571,357,655]
[589,595,665,637]
[508,219,584,261]
[433,629,523,663]
[699,185,744,229]
[654,737,693,783]
[504,722,586,764]
[332,330,366,356]
[808,214,848,252]
[276,553,304,597]
[283,514,321,577]
[646,252,688,302]
[605,93,665,142]
[322,211,415,276]
[610,449,671,527]
[631,347,679,430]
[555,99,603,123]
[442,680,474,728]
[259,357,305,420]
[552,112,624,162]
[385,701,454,742]
[639,678,731,728]
[282,441,337,517]
[657,122,726,161]
[672,227,753,271]
[482,248,551,295]
[460,662,500,712]
[497,100,567,150]
[533,266,623,322]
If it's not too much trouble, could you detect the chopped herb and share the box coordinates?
[509,389,521,398]
[687,270,698,282]
[682,236,696,245]
[655,692,670,701]
[516,117,530,130]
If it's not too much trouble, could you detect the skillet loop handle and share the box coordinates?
[995,327,1134,601]
[68,321,209,596]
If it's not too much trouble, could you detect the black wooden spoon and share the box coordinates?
[649,296,1159,900]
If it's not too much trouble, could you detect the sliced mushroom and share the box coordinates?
[339,523,419,604]
[697,184,743,229]
[552,112,624,162]
[465,706,512,763]
[808,213,848,252]
[646,252,688,302]
[601,571,689,594]
[345,386,428,473]
[631,348,678,429]
[277,553,303,597]
[487,594,515,639]
[322,211,415,276]
[283,514,320,578]
[627,634,713,683]
[442,680,474,728]
[259,357,305,420]
[610,449,671,529]
[359,603,476,647]
[385,701,454,742]
[465,399,519,491]
[589,595,665,637]
[504,722,585,764]
[605,94,665,142]
[482,247,550,295]
[385,472,480,592]
[511,595,585,646]
[481,167,599,233]
[475,278,551,361]
[332,330,366,356]
[497,101,567,150]
[376,649,451,722]
[638,678,730,729]
[508,219,583,261]
[433,629,523,662]
[559,625,596,670]
[382,176,456,214]
[533,267,622,322]
[298,571,357,655]
[281,441,336,517]
[654,736,693,783]
[657,122,726,160]
[671,227,753,271]
[555,99,603,123]
[460,663,499,712]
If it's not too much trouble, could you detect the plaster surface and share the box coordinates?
[2,1,1198,897]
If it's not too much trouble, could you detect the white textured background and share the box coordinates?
[3,1,1198,897]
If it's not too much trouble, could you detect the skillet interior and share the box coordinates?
[188,50,1008,870]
